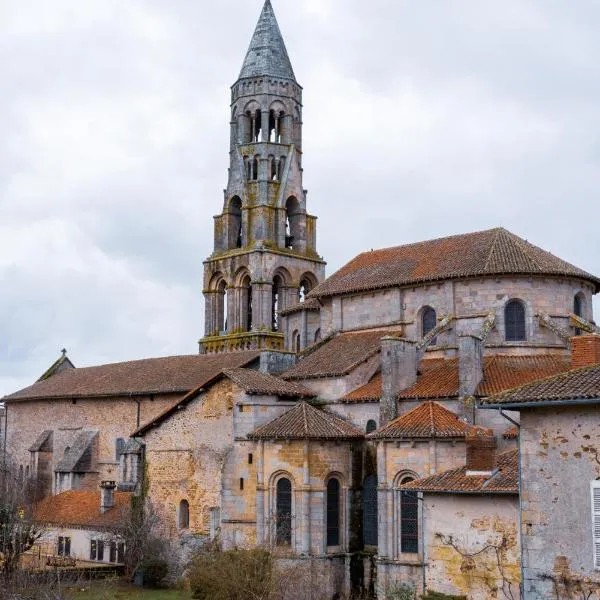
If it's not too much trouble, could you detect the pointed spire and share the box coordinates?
[239,0,296,81]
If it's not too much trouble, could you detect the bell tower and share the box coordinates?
[199,0,325,355]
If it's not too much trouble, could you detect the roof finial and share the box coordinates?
[61,348,67,357]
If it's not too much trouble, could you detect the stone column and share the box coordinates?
[261,110,270,142]
[458,334,484,424]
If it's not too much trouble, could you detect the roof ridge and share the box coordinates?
[428,401,435,436]
[507,229,543,271]
[483,227,503,272]
[302,402,309,435]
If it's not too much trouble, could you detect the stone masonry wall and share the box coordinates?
[520,405,600,599]
[5,395,175,488]
[423,494,520,599]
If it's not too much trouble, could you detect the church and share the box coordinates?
[5,2,600,598]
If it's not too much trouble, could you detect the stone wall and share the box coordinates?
[5,395,176,491]
[520,405,600,599]
[421,494,520,599]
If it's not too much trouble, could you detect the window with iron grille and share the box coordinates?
[400,484,419,553]
[505,300,526,342]
[276,478,292,546]
[326,478,340,546]
[363,475,378,546]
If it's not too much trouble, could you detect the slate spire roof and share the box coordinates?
[239,0,296,81]
[309,228,600,299]
[248,401,364,440]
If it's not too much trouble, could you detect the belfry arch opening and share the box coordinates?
[285,196,301,250]
[299,273,317,302]
[229,196,242,249]
[269,109,285,143]
[241,274,253,332]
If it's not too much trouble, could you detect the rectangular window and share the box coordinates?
[97,540,104,561]
[109,542,117,563]
[240,478,244,490]
[58,536,71,557]
[248,453,253,465]
[90,540,97,560]
[592,481,600,569]
[117,542,125,564]
[115,438,125,460]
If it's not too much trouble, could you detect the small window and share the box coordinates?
[97,540,104,561]
[179,500,190,530]
[326,478,341,547]
[366,420,377,434]
[238,405,244,413]
[117,542,125,564]
[240,478,244,490]
[574,294,584,336]
[400,477,419,553]
[592,481,600,569]
[90,540,97,560]
[58,536,71,557]
[422,307,437,337]
[276,478,292,545]
[505,300,526,342]
[248,453,253,465]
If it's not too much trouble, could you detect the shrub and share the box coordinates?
[188,548,273,600]
[138,558,169,588]
[385,583,416,600]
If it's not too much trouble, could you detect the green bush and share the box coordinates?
[386,582,416,599]
[138,558,169,588]
[188,548,273,600]
[421,592,467,600]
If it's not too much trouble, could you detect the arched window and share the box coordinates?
[252,109,262,142]
[276,478,292,545]
[292,330,300,353]
[314,329,322,343]
[399,477,418,553]
[505,300,526,342]
[178,500,190,529]
[363,475,378,546]
[299,275,315,302]
[326,478,341,547]
[219,280,228,334]
[285,197,300,249]
[574,294,584,336]
[422,307,437,338]
[252,157,259,181]
[270,156,277,180]
[366,420,377,434]
[229,197,242,249]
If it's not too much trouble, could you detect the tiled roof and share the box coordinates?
[367,401,472,440]
[282,328,402,380]
[223,369,314,398]
[401,449,518,494]
[34,490,132,529]
[29,430,53,453]
[37,351,75,382]
[343,355,571,401]
[5,351,261,402]
[503,425,519,439]
[279,298,321,317]
[248,401,364,440]
[481,364,600,407]
[309,228,600,299]
[239,0,296,81]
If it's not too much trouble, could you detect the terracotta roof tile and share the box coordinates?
[367,401,472,440]
[282,328,402,380]
[223,369,314,398]
[503,425,519,439]
[309,228,600,299]
[401,449,518,494]
[248,401,364,440]
[34,490,132,529]
[279,298,321,317]
[5,351,261,402]
[481,364,600,406]
[343,355,571,401]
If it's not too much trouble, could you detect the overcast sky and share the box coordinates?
[2,0,600,397]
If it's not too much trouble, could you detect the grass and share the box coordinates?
[64,580,190,600]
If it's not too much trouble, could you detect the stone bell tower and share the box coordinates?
[199,0,325,355]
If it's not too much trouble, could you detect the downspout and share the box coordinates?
[420,495,426,596]
[497,408,524,596]
[2,403,7,493]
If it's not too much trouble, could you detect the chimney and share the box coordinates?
[465,428,497,476]
[458,334,484,424]
[571,335,600,369]
[379,337,418,426]
[100,480,117,513]
[259,350,296,374]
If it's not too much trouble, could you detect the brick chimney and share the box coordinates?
[379,337,418,426]
[100,480,117,513]
[465,428,497,476]
[571,335,600,369]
